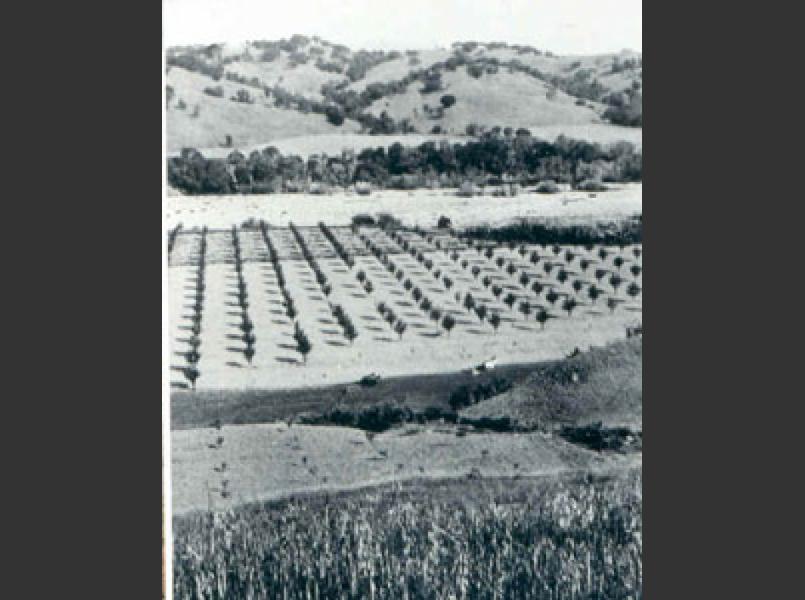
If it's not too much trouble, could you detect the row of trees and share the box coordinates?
[375,302,408,340]
[167,223,182,257]
[230,227,257,364]
[318,223,356,268]
[167,134,642,195]
[259,223,311,362]
[182,227,207,389]
[290,223,359,346]
[462,217,643,248]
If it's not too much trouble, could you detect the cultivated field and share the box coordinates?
[164,183,642,229]
[168,222,642,392]
[174,470,642,598]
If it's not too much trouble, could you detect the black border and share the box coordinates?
[8,2,162,596]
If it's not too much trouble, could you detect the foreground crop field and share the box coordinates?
[168,222,642,391]
[164,184,642,229]
[173,469,642,599]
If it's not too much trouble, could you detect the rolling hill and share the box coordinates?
[166,36,642,153]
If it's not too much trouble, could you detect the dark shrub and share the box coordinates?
[535,180,560,194]
[325,105,345,126]
[351,213,375,226]
[203,86,224,97]
[577,180,608,192]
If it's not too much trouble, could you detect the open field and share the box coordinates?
[165,183,642,229]
[172,421,638,515]
[168,223,642,392]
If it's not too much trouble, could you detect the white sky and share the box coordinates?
[164,0,641,55]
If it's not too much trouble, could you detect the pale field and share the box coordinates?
[168,225,642,392]
[171,422,639,515]
[165,183,642,230]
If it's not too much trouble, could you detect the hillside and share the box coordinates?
[364,68,605,133]
[166,36,642,152]
[461,338,642,430]
[166,66,360,150]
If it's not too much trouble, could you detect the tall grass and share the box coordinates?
[173,471,642,599]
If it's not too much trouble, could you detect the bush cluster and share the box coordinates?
[449,377,514,410]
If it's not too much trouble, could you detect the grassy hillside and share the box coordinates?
[365,68,604,134]
[348,49,454,92]
[166,37,642,152]
[166,67,361,150]
[223,54,344,101]
[462,338,642,429]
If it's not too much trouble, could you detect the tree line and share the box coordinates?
[167,132,642,195]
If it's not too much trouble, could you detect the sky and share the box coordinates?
[164,0,641,55]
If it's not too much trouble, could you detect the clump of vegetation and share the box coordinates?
[577,179,608,192]
[449,377,513,410]
[560,422,642,452]
[535,180,560,193]
[462,217,642,247]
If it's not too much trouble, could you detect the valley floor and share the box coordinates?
[164,183,642,229]
[172,421,640,516]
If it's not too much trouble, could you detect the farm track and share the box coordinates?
[168,225,641,392]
